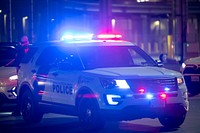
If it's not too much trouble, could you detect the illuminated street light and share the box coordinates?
[154,20,160,26]
[4,14,7,35]
[111,19,116,32]
[151,20,160,29]
[22,16,28,34]
[0,10,2,13]
[137,0,149,2]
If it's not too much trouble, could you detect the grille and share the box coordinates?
[128,78,178,93]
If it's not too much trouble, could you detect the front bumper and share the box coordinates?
[98,88,189,121]
[100,103,187,121]
[0,85,17,105]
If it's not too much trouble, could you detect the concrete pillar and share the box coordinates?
[142,15,148,50]
[9,0,12,42]
[154,42,159,53]
[147,42,151,54]
[100,0,112,32]
[172,0,188,62]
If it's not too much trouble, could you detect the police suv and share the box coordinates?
[181,56,200,95]
[17,34,189,131]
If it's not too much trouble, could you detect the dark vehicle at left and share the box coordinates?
[0,43,19,106]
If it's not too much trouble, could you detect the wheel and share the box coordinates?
[20,90,43,123]
[159,113,186,128]
[78,98,105,131]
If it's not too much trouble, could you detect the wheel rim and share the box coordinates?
[79,99,105,131]
[22,94,33,119]
[82,106,93,123]
[86,108,92,117]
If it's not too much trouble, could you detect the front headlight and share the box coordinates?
[106,94,122,105]
[177,77,184,85]
[9,75,18,81]
[181,63,186,69]
[100,78,130,89]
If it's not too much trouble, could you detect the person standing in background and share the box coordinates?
[12,35,29,116]
[19,35,30,53]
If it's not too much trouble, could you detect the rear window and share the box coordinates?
[35,46,83,70]
[0,46,17,67]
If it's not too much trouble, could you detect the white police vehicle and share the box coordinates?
[181,56,200,95]
[17,34,189,131]
[0,45,18,106]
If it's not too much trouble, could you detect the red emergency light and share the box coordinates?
[97,34,122,40]
[138,88,145,94]
[159,93,167,99]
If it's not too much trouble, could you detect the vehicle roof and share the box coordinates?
[33,40,136,47]
[185,56,200,64]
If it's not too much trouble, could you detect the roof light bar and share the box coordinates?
[61,34,94,41]
[146,93,153,99]
[97,34,122,39]
[138,88,145,94]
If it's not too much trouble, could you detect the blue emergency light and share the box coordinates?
[61,33,94,41]
[61,33,122,41]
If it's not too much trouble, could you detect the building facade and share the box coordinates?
[0,0,199,61]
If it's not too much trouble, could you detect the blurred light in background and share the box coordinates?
[22,16,28,34]
[137,0,149,2]
[111,19,116,32]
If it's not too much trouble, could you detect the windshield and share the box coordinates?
[77,46,157,69]
[0,46,17,67]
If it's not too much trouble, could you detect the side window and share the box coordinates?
[36,47,58,75]
[36,46,83,72]
[55,48,83,70]
[21,47,38,63]
[0,47,17,67]
[128,49,146,66]
[36,47,57,66]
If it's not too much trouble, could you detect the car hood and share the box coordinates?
[185,56,200,64]
[0,67,17,78]
[84,67,182,78]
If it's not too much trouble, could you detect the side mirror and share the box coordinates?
[155,60,163,67]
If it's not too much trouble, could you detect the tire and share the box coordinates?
[159,113,186,128]
[20,90,43,123]
[78,98,105,131]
